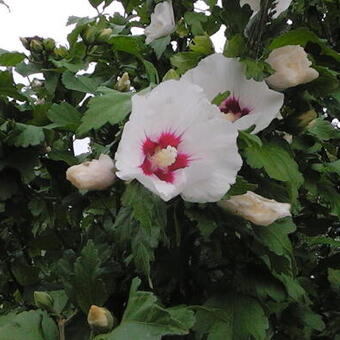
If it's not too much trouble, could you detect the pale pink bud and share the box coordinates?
[266,45,319,91]
[218,191,291,226]
[66,154,115,191]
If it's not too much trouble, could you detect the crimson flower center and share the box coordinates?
[219,96,252,122]
[140,132,190,184]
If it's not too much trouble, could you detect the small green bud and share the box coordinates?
[82,26,99,44]
[53,46,68,59]
[115,72,131,92]
[87,305,116,333]
[43,38,56,52]
[34,291,54,312]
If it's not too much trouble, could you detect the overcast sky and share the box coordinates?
[0,0,224,52]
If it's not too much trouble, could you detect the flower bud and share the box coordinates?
[34,291,54,312]
[66,154,116,191]
[30,39,44,53]
[43,38,56,52]
[97,28,113,43]
[115,72,131,92]
[266,45,319,91]
[218,191,291,226]
[82,26,99,44]
[53,46,68,59]
[87,305,114,332]
[20,37,30,50]
[145,1,176,44]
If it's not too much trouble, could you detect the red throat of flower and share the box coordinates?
[140,132,190,183]
[219,96,252,122]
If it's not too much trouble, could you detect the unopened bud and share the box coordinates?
[34,291,54,312]
[82,26,99,44]
[97,28,113,42]
[30,39,44,53]
[43,38,56,52]
[115,72,131,92]
[87,305,115,332]
[20,37,30,50]
[66,154,116,191]
[218,191,291,226]
[53,46,68,60]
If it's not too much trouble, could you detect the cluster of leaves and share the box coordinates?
[0,0,339,339]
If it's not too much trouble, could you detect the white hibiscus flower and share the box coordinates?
[181,54,284,134]
[240,0,292,18]
[115,80,242,203]
[145,1,176,44]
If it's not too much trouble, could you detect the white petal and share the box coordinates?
[182,54,284,134]
[240,0,292,18]
[144,1,175,44]
[180,119,242,203]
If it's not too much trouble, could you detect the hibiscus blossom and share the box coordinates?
[115,80,242,202]
[240,0,292,18]
[181,54,284,134]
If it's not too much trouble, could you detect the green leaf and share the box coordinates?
[240,58,273,81]
[184,12,208,36]
[109,35,145,56]
[0,49,25,66]
[171,52,202,74]
[7,123,45,148]
[58,240,109,314]
[189,35,214,55]
[195,294,269,340]
[89,0,104,8]
[77,89,132,135]
[0,71,25,100]
[0,310,58,340]
[122,182,167,232]
[142,59,159,84]
[94,278,195,340]
[185,209,218,240]
[254,218,296,260]
[47,102,82,131]
[224,34,246,58]
[150,35,171,59]
[62,71,101,94]
[328,268,340,293]
[307,118,340,141]
[312,159,340,176]
[244,142,303,202]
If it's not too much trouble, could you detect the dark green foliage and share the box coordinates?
[0,0,340,340]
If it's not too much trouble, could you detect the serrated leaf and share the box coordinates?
[307,118,340,141]
[171,52,202,74]
[244,142,303,202]
[94,278,195,340]
[7,124,45,148]
[77,90,132,135]
[328,268,340,293]
[195,293,269,340]
[58,240,109,313]
[62,71,101,94]
[224,34,246,58]
[47,102,81,131]
[109,35,145,55]
[0,310,58,340]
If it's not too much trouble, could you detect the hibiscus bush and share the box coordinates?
[1,0,340,339]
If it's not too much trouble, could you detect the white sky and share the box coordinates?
[0,0,225,156]
[0,0,225,52]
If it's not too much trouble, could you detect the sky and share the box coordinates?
[0,0,226,155]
